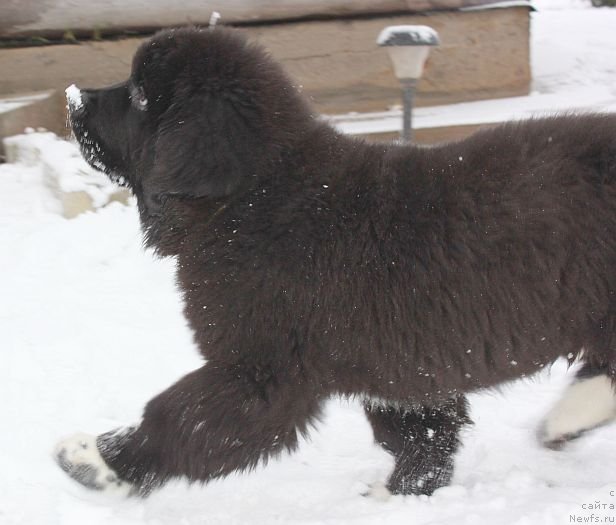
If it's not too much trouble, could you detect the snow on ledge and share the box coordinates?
[376,25,440,46]
[0,92,52,115]
[327,86,616,136]
[461,0,534,11]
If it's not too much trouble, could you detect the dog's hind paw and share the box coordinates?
[54,432,131,496]
[538,373,616,450]
[538,429,585,450]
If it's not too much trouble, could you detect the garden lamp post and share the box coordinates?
[377,25,440,143]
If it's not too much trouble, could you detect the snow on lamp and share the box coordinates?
[377,25,440,143]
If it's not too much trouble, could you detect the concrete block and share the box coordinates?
[2,131,130,219]
[0,90,67,158]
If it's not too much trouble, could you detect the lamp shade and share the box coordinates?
[377,25,440,79]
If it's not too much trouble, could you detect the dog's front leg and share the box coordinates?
[364,395,470,497]
[55,362,322,495]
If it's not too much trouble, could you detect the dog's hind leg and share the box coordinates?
[364,395,470,497]
[539,303,616,449]
[538,363,616,449]
[55,362,321,495]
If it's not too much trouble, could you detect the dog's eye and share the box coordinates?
[131,87,148,111]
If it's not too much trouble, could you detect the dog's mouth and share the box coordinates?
[65,84,130,188]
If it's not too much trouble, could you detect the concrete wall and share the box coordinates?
[0,7,531,114]
[1,0,498,38]
[0,1,531,147]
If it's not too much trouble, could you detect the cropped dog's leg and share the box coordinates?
[364,395,470,496]
[56,362,321,495]
[539,363,616,449]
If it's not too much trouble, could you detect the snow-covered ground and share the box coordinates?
[2,1,616,523]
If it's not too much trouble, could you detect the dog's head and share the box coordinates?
[67,27,312,216]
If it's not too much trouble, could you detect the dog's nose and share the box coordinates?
[65,84,96,116]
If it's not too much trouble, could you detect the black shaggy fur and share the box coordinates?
[64,26,616,497]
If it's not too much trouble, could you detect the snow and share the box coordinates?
[376,25,440,46]
[65,84,83,111]
[209,11,221,28]
[4,131,123,210]
[462,0,535,10]
[330,86,616,135]
[2,1,616,523]
[0,93,51,115]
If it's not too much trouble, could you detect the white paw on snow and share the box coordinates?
[362,481,392,501]
[54,432,131,496]
[538,374,616,449]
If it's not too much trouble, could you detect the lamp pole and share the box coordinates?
[401,78,417,142]
[377,26,440,143]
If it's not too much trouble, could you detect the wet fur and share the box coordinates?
[64,27,616,496]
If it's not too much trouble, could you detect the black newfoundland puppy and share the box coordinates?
[57,26,616,498]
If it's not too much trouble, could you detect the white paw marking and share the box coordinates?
[539,375,616,448]
[54,432,131,496]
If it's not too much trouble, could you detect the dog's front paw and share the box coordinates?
[361,481,392,501]
[54,432,131,495]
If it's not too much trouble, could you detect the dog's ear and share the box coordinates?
[144,90,258,209]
